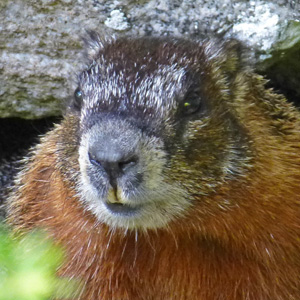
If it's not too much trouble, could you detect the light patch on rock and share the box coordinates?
[104,10,130,31]
[232,2,280,50]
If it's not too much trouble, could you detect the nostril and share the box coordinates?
[118,156,138,172]
[88,152,102,167]
[88,151,138,174]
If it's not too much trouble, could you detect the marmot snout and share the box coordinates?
[78,114,182,229]
[8,33,300,300]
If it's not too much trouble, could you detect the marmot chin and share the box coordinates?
[8,33,300,299]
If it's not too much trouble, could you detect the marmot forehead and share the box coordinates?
[85,35,200,68]
[76,36,215,123]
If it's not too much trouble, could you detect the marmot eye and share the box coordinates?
[73,87,83,110]
[181,93,202,115]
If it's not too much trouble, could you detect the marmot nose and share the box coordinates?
[88,150,138,182]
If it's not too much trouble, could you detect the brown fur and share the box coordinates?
[8,36,300,300]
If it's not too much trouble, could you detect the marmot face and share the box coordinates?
[69,35,251,230]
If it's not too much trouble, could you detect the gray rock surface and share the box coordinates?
[258,20,300,102]
[1,0,299,119]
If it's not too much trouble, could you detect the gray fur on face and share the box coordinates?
[79,62,188,127]
[78,117,190,230]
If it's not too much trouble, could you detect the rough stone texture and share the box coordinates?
[0,0,299,119]
[258,21,300,103]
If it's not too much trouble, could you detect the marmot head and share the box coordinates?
[66,33,252,230]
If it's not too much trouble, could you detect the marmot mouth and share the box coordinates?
[104,202,141,216]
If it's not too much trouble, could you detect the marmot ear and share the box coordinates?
[220,39,244,78]
[83,30,115,60]
[202,39,244,81]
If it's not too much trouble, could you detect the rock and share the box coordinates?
[257,20,300,106]
[0,0,299,119]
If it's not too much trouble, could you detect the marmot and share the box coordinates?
[8,33,300,300]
